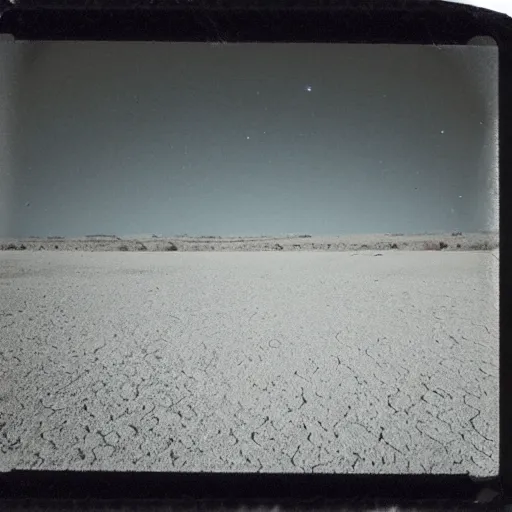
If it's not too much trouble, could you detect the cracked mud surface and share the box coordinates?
[0,251,498,475]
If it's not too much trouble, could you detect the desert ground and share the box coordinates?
[0,243,499,476]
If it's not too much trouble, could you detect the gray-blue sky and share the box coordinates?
[0,41,498,237]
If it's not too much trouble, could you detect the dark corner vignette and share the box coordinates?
[0,0,510,508]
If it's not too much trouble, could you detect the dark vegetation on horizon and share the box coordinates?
[0,234,498,253]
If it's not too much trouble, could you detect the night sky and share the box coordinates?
[0,41,498,238]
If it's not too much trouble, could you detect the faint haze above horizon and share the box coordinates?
[0,41,499,238]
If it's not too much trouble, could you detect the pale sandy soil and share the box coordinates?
[0,232,499,253]
[0,251,498,476]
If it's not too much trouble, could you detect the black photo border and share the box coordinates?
[0,0,510,509]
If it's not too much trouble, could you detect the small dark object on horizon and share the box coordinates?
[423,241,447,251]
[374,253,383,256]
[297,234,312,238]
[118,245,129,251]
[470,241,491,250]
[390,243,398,249]
[54,245,59,249]
[457,244,461,248]
[452,231,463,236]
[274,243,284,250]
[5,243,17,250]
[86,234,120,239]
[165,242,178,251]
